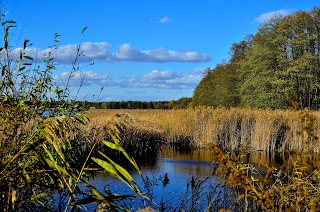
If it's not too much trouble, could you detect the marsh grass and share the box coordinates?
[204,108,320,211]
[85,108,320,211]
[87,108,320,152]
[210,144,320,211]
[84,112,162,164]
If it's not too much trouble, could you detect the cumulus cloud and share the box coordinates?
[54,70,202,89]
[140,70,182,87]
[54,70,111,87]
[159,16,171,24]
[144,70,180,80]
[125,70,202,89]
[255,9,289,23]
[16,42,211,64]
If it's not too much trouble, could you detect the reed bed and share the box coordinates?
[86,108,320,152]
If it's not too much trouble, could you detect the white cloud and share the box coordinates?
[141,48,210,62]
[255,9,289,23]
[18,42,211,64]
[127,70,202,89]
[54,70,111,87]
[159,16,171,24]
[54,70,202,89]
[143,70,180,80]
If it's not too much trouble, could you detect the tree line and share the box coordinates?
[88,97,192,109]
[192,6,320,110]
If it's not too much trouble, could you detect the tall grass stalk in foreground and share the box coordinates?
[0,17,143,211]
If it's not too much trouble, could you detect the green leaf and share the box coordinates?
[92,157,135,190]
[102,136,141,174]
[33,151,61,186]
[2,65,7,76]
[82,26,88,34]
[98,151,134,183]
[18,100,25,107]
[2,20,16,26]
[83,167,103,171]
[74,114,90,125]
[54,32,60,37]
[251,175,257,181]
[33,152,47,168]
[23,55,34,60]
[22,63,32,66]
[3,135,43,168]
[82,181,106,201]
[43,129,68,165]
[91,157,119,178]
[44,158,71,176]
[23,169,31,183]
[23,39,30,49]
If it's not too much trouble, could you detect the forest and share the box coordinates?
[89,98,192,109]
[192,6,320,110]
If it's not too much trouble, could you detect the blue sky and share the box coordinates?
[4,0,320,101]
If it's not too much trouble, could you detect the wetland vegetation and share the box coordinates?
[86,108,320,211]
[86,108,320,152]
[2,5,320,212]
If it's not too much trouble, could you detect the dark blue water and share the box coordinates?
[59,148,274,211]
[85,148,220,211]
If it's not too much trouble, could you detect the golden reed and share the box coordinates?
[86,108,320,152]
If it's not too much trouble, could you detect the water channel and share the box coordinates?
[84,147,280,211]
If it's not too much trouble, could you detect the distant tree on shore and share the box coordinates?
[89,97,192,109]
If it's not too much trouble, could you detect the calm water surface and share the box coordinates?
[86,148,279,211]
[87,147,220,211]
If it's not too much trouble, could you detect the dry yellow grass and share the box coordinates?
[85,108,320,152]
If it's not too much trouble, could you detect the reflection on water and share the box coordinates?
[160,146,217,162]
[86,147,307,211]
[160,146,291,167]
[88,147,219,211]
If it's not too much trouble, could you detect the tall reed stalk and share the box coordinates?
[87,108,320,152]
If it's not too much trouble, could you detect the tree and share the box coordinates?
[238,7,320,109]
[192,36,252,108]
[275,8,320,109]
[238,15,286,108]
[193,6,320,109]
